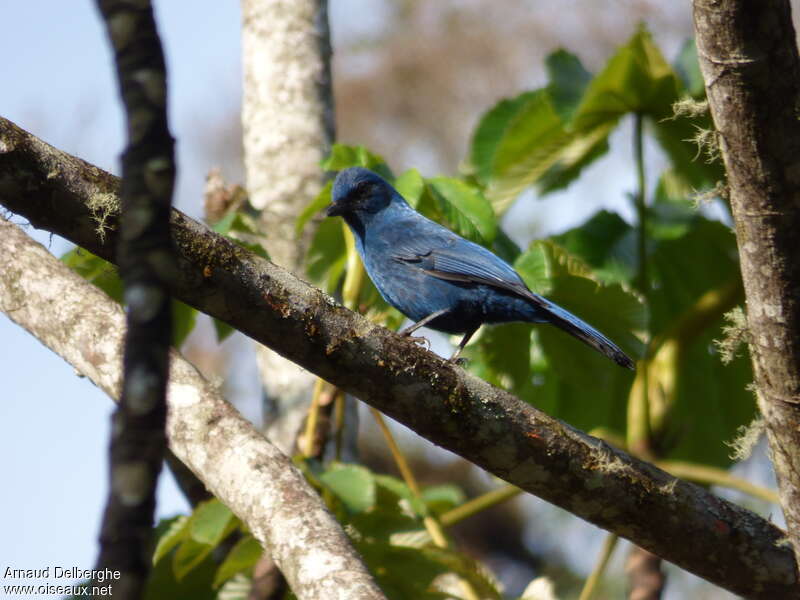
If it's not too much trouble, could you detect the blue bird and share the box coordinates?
[326,167,634,369]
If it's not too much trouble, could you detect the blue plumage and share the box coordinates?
[326,167,634,369]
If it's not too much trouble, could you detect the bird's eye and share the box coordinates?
[356,181,374,195]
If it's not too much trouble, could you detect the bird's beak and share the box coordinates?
[325,203,343,217]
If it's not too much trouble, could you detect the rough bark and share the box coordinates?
[241,0,336,454]
[93,1,175,596]
[0,216,385,600]
[693,0,800,572]
[0,117,796,598]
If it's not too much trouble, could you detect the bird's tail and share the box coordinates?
[533,295,635,370]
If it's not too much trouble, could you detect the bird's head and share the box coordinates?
[326,167,395,219]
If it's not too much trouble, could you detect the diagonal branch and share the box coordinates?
[693,0,800,574]
[0,116,796,598]
[0,216,385,600]
[93,1,176,596]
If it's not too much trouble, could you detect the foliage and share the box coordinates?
[65,26,759,599]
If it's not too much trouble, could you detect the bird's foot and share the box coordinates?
[448,356,469,367]
[406,335,431,351]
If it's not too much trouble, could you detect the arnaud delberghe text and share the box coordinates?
[4,567,121,582]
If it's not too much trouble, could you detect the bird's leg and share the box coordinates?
[449,326,479,364]
[400,308,450,337]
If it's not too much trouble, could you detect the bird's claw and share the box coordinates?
[408,335,431,351]
[449,356,469,367]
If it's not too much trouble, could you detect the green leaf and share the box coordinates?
[213,211,269,259]
[394,168,426,208]
[322,143,394,180]
[374,474,426,517]
[465,323,537,401]
[536,131,611,195]
[645,219,754,467]
[189,499,236,545]
[296,180,333,235]
[306,217,347,292]
[538,273,643,388]
[213,318,236,343]
[152,515,189,565]
[169,500,238,581]
[551,210,636,285]
[468,91,537,185]
[674,38,705,98]
[145,547,217,600]
[546,49,593,121]
[319,463,376,513]
[499,241,643,431]
[513,244,552,294]
[421,485,465,515]
[172,536,217,581]
[213,535,263,589]
[485,90,569,211]
[418,547,502,600]
[172,301,197,348]
[61,247,123,302]
[356,541,453,600]
[574,27,680,130]
[426,177,497,244]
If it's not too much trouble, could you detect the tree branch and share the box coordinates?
[0,216,385,600]
[0,116,796,598]
[93,1,175,596]
[693,0,800,574]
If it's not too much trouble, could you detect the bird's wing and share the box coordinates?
[392,232,635,369]
[392,235,536,301]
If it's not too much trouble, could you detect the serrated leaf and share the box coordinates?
[574,27,680,130]
[485,90,569,211]
[319,463,376,513]
[152,515,190,565]
[427,177,497,244]
[513,245,551,294]
[468,91,537,185]
[213,535,263,589]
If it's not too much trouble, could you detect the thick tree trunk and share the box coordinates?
[693,0,800,572]
[241,0,335,453]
